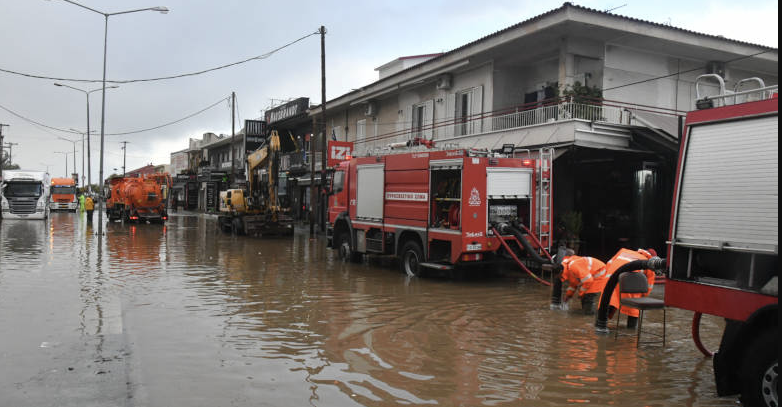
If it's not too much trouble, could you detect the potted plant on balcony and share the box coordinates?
[559,210,583,253]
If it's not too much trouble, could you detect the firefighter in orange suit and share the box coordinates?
[561,254,609,315]
[604,248,657,328]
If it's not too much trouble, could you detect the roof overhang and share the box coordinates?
[308,3,776,116]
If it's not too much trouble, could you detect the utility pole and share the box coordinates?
[120,141,129,176]
[231,91,236,186]
[309,126,315,236]
[4,142,19,165]
[0,124,8,220]
[319,25,327,233]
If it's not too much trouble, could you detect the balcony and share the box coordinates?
[355,98,682,155]
[281,151,323,175]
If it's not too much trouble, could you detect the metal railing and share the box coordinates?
[354,98,685,155]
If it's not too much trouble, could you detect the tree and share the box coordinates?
[1,151,19,170]
[562,81,603,103]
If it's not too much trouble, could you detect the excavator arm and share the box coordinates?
[245,130,281,211]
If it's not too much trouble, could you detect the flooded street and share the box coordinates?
[1,212,736,407]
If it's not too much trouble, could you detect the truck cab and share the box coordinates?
[50,177,78,212]
[1,170,51,220]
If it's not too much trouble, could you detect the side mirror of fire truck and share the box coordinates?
[323,169,335,196]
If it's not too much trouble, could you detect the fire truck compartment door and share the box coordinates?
[356,164,385,220]
[486,168,532,198]
[674,115,778,251]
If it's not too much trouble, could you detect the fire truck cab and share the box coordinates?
[327,147,552,276]
[665,75,778,406]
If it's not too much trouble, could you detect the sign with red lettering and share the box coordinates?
[327,141,354,167]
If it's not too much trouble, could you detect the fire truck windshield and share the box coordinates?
[4,182,42,197]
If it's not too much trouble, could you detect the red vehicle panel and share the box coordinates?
[327,147,551,274]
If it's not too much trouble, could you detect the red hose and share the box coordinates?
[491,227,551,286]
[692,312,714,357]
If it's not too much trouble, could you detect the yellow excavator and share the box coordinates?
[218,130,295,236]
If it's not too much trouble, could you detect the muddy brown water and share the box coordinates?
[0,212,736,406]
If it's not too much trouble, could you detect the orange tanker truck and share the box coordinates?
[105,173,172,223]
[50,177,78,212]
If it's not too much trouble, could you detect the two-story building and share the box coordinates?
[307,3,778,257]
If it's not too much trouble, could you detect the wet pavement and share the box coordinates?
[0,212,737,406]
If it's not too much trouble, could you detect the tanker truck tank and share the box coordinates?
[105,173,172,223]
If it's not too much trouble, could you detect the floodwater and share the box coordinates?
[0,212,738,406]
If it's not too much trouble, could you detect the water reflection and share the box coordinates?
[0,217,46,261]
[0,212,736,406]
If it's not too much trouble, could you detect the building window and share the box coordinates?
[456,90,471,136]
[356,119,366,142]
[332,126,342,141]
[412,105,425,138]
[411,100,433,139]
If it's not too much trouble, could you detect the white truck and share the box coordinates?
[1,170,51,220]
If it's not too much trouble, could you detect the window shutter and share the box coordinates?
[423,99,434,139]
[403,105,413,142]
[356,119,366,142]
[471,85,484,134]
[444,93,456,138]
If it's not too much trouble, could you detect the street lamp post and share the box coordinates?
[70,128,96,188]
[53,84,118,190]
[57,136,78,182]
[50,0,168,235]
[54,151,75,177]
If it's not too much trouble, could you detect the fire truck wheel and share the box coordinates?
[400,240,424,277]
[740,329,778,407]
[337,232,361,263]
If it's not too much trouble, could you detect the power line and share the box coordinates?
[0,102,81,134]
[105,96,229,136]
[1,95,229,138]
[0,31,319,85]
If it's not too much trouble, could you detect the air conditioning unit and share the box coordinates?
[435,74,453,90]
[706,61,726,78]
[364,101,378,117]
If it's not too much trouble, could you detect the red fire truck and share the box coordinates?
[665,75,778,406]
[326,146,553,277]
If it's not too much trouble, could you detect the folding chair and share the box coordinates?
[614,271,666,347]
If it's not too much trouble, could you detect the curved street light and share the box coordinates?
[48,0,168,235]
[69,128,97,189]
[57,136,79,182]
[53,83,118,193]
[53,150,77,178]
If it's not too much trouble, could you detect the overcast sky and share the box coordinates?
[0,0,777,180]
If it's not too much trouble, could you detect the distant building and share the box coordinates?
[125,164,156,178]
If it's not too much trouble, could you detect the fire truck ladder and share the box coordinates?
[537,148,554,252]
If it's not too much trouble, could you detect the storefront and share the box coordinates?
[197,169,228,213]
[172,173,199,210]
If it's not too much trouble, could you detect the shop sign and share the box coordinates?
[327,141,354,167]
[264,98,309,123]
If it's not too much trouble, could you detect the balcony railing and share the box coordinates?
[355,98,685,155]
[488,102,624,133]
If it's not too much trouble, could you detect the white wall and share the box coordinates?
[170,151,188,175]
[603,44,778,111]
